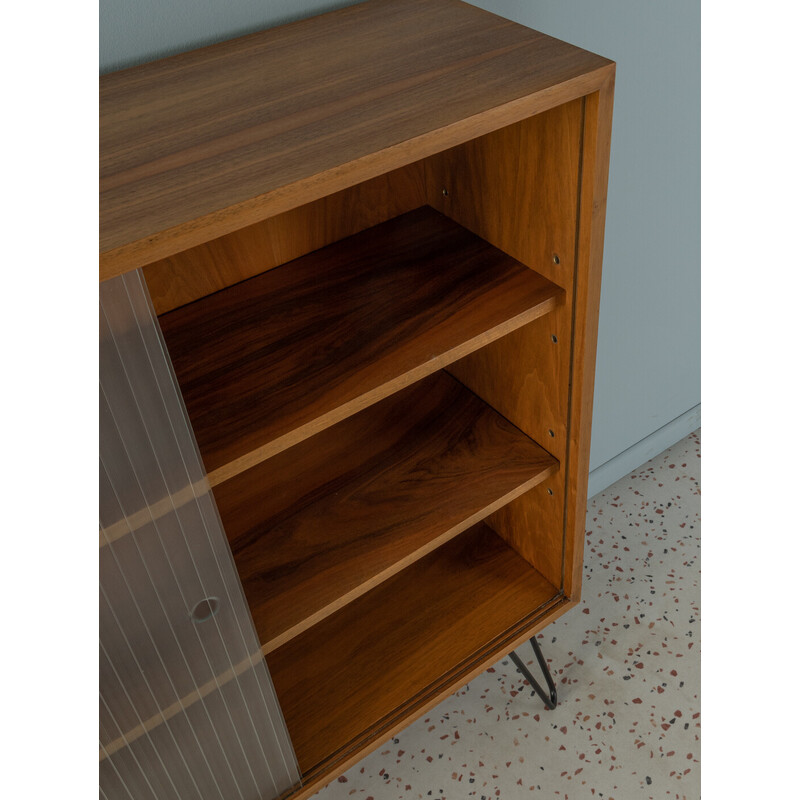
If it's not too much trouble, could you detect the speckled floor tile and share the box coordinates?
[312,430,700,800]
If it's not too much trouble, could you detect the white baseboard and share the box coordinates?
[587,404,701,500]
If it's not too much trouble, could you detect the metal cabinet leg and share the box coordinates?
[508,636,558,710]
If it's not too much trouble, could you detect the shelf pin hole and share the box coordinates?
[191,597,220,623]
[442,188,449,197]
[551,334,558,343]
[547,488,554,496]
[548,429,555,438]
[552,254,560,265]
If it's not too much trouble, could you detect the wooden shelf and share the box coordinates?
[159,206,562,485]
[267,521,561,775]
[213,371,558,654]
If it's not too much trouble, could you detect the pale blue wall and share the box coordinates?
[100,1,700,494]
[468,1,701,493]
[100,0,360,73]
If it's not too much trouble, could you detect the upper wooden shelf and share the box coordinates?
[99,0,614,278]
[159,206,562,486]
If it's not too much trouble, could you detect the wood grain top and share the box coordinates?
[213,371,558,654]
[267,521,560,774]
[159,207,562,485]
[99,0,613,277]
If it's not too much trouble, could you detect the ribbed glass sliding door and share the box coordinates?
[99,270,300,800]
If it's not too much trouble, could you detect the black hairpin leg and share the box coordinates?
[509,636,558,710]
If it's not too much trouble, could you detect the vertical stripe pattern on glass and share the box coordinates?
[99,270,300,800]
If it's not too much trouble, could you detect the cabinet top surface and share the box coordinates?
[99,0,613,277]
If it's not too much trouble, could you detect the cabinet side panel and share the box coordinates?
[99,271,301,799]
[427,101,582,293]
[143,163,427,315]
[563,76,615,599]
[428,101,583,590]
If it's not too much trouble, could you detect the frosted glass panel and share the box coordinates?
[99,270,300,800]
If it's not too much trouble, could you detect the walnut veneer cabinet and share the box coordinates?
[99,1,615,797]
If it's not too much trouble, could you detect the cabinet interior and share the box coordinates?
[136,98,586,779]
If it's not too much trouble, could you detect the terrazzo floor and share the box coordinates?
[313,430,701,800]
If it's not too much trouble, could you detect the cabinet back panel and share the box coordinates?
[144,162,427,315]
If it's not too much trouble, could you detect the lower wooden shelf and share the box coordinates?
[213,370,558,654]
[266,521,562,776]
[101,371,561,768]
